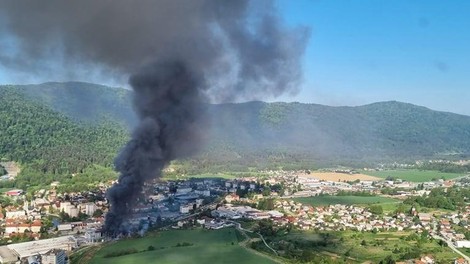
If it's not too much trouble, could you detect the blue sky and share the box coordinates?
[277,0,470,115]
[1,1,469,115]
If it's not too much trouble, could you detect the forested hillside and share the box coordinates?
[2,82,470,177]
[0,87,128,188]
[201,101,470,168]
[14,82,136,127]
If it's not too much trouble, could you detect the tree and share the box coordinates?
[156,216,163,227]
[420,229,429,240]
[256,219,275,237]
[437,240,447,247]
[258,198,275,210]
[0,165,6,176]
[92,209,103,217]
[262,186,271,196]
[369,205,383,215]
[464,231,470,240]
[379,255,395,264]
[394,203,406,214]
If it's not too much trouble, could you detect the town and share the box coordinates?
[0,167,469,264]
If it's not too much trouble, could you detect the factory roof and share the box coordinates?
[0,246,17,263]
[6,236,76,259]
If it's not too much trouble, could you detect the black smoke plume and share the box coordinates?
[0,0,310,234]
[105,61,206,235]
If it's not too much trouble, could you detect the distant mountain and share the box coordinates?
[2,82,470,170]
[12,82,137,127]
[205,101,470,167]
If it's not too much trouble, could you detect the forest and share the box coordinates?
[404,186,470,210]
[0,87,127,190]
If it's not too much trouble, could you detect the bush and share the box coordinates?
[175,242,193,247]
[103,248,139,258]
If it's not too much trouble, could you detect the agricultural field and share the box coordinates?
[88,228,278,264]
[332,231,459,263]
[293,195,399,207]
[273,230,460,263]
[298,172,381,182]
[361,169,464,182]
[379,202,412,214]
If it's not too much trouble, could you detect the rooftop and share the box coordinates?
[6,236,76,258]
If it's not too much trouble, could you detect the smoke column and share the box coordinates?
[0,0,310,234]
[105,61,206,234]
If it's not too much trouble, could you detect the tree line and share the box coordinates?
[404,187,470,210]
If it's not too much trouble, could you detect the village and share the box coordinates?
[0,170,469,263]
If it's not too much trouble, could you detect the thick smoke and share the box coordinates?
[105,61,206,235]
[0,0,310,234]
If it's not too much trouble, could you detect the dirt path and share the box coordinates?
[232,221,285,264]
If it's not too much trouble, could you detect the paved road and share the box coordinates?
[432,234,470,262]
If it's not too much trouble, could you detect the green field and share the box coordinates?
[464,248,470,258]
[293,195,399,207]
[334,231,459,262]
[89,228,278,264]
[266,230,459,263]
[361,169,464,182]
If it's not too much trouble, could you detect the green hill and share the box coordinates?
[204,101,470,165]
[0,87,128,189]
[2,82,470,175]
[11,82,137,127]
[86,228,277,264]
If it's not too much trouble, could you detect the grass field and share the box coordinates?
[335,231,459,262]
[379,202,412,214]
[89,228,278,264]
[463,248,470,258]
[271,230,459,263]
[293,195,399,207]
[361,169,464,182]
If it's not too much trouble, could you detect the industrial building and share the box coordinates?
[0,236,77,263]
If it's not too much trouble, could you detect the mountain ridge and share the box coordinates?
[13,81,470,117]
[1,82,469,170]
